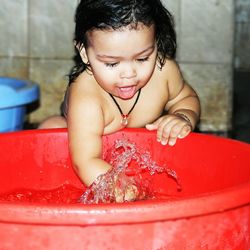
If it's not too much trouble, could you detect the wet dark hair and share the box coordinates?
[69,0,176,84]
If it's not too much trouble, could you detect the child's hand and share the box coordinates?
[146,114,192,146]
[114,184,139,203]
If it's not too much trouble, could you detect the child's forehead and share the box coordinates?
[86,24,156,57]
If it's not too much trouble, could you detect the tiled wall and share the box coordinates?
[164,0,234,131]
[0,0,77,120]
[0,0,235,132]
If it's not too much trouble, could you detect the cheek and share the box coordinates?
[139,62,156,82]
[92,67,116,88]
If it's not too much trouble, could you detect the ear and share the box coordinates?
[74,41,89,64]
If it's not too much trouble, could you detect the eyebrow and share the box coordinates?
[97,45,155,59]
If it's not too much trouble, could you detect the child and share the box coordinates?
[39,0,200,190]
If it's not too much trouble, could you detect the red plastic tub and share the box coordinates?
[0,128,249,249]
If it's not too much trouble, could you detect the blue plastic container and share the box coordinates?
[0,77,40,132]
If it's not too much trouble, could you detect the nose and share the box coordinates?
[120,62,137,79]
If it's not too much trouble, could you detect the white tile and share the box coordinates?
[29,0,77,58]
[0,0,28,57]
[179,63,233,131]
[29,59,73,122]
[179,0,234,64]
[0,57,28,79]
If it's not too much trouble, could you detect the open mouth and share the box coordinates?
[117,85,136,99]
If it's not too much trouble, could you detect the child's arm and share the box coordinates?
[67,86,111,186]
[146,60,200,146]
[67,83,138,202]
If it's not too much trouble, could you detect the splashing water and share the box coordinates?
[79,138,181,204]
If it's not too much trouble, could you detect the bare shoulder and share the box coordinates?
[160,59,182,78]
[69,72,102,103]
[70,71,97,92]
[159,59,185,99]
[66,72,105,126]
[67,72,105,133]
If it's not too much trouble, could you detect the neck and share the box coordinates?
[109,89,141,126]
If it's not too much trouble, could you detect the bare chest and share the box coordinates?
[103,89,168,134]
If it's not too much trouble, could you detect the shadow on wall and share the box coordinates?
[232,71,250,143]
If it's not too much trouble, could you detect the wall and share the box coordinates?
[0,0,76,121]
[234,0,250,71]
[0,0,235,132]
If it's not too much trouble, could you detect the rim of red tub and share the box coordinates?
[0,182,249,226]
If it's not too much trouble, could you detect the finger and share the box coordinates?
[168,123,184,146]
[168,128,182,146]
[178,124,192,139]
[145,124,158,130]
[169,121,192,145]
[146,118,162,133]
[158,119,179,145]
[114,187,124,203]
[124,185,138,201]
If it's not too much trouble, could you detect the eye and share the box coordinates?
[137,57,149,63]
[105,62,119,68]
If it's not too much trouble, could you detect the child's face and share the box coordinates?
[82,23,157,99]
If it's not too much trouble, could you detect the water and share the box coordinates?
[80,138,181,204]
[0,184,83,204]
[0,138,181,205]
